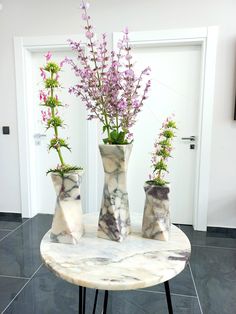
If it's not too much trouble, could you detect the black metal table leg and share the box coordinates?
[79,286,83,314]
[103,290,109,314]
[83,287,86,314]
[164,281,173,314]
[92,289,99,314]
[80,287,101,314]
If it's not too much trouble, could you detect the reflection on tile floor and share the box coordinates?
[0,215,235,313]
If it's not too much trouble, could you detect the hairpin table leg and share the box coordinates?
[103,290,109,314]
[83,287,86,314]
[164,281,173,314]
[79,286,83,314]
[92,289,99,314]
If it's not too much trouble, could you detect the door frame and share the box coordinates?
[113,27,218,231]
[14,35,98,218]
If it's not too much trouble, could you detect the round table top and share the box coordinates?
[40,213,191,291]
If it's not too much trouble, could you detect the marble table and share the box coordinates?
[40,212,191,314]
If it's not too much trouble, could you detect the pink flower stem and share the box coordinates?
[82,4,110,138]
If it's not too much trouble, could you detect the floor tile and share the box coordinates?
[4,266,200,314]
[107,290,201,314]
[142,263,196,297]
[180,225,236,249]
[0,214,52,278]
[0,230,10,241]
[207,227,236,239]
[0,219,28,231]
[3,266,102,314]
[0,276,28,313]
[190,245,236,314]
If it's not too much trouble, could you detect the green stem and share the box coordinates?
[50,71,65,166]
[116,114,119,134]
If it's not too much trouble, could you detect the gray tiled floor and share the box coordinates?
[0,215,235,314]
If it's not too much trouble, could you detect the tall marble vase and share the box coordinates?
[50,171,84,244]
[142,184,171,241]
[97,144,132,242]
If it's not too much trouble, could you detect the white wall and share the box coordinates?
[0,0,235,227]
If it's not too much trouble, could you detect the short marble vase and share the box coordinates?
[50,171,84,244]
[97,144,132,242]
[142,184,171,241]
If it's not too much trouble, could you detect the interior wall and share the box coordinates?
[0,0,235,227]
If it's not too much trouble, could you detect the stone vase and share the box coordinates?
[50,171,84,244]
[97,144,132,242]
[142,184,171,241]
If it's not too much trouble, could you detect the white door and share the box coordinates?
[29,50,88,214]
[128,44,202,225]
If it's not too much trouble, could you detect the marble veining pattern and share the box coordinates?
[142,184,171,241]
[98,144,132,242]
[41,213,191,291]
[50,171,84,245]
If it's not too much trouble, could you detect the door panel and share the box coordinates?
[128,45,202,224]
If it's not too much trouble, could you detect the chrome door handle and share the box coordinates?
[34,133,46,139]
[34,133,46,145]
[181,136,196,142]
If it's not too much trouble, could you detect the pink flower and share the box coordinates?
[124,69,134,77]
[132,100,140,109]
[45,51,52,61]
[82,13,88,20]
[40,68,46,80]
[143,67,151,75]
[123,27,129,35]
[41,110,47,122]
[127,132,133,140]
[125,54,132,61]
[41,109,51,123]
[117,100,127,111]
[80,1,89,9]
[85,31,94,39]
[39,90,47,102]
[60,57,70,67]
[67,1,151,144]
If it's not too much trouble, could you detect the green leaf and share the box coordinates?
[166,120,177,129]
[45,78,59,89]
[42,96,61,108]
[117,131,125,144]
[46,164,83,176]
[163,129,175,139]
[44,62,61,74]
[46,116,63,129]
[154,160,168,172]
[49,138,71,151]
[110,130,119,141]
[146,178,168,186]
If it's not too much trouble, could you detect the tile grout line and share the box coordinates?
[0,229,13,232]
[192,244,236,250]
[1,263,43,314]
[189,263,203,314]
[138,289,198,299]
[0,217,32,243]
[0,274,30,280]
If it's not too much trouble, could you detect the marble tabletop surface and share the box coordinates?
[40,213,191,291]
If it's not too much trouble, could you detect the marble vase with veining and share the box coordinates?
[142,184,171,241]
[50,171,84,244]
[98,144,132,242]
